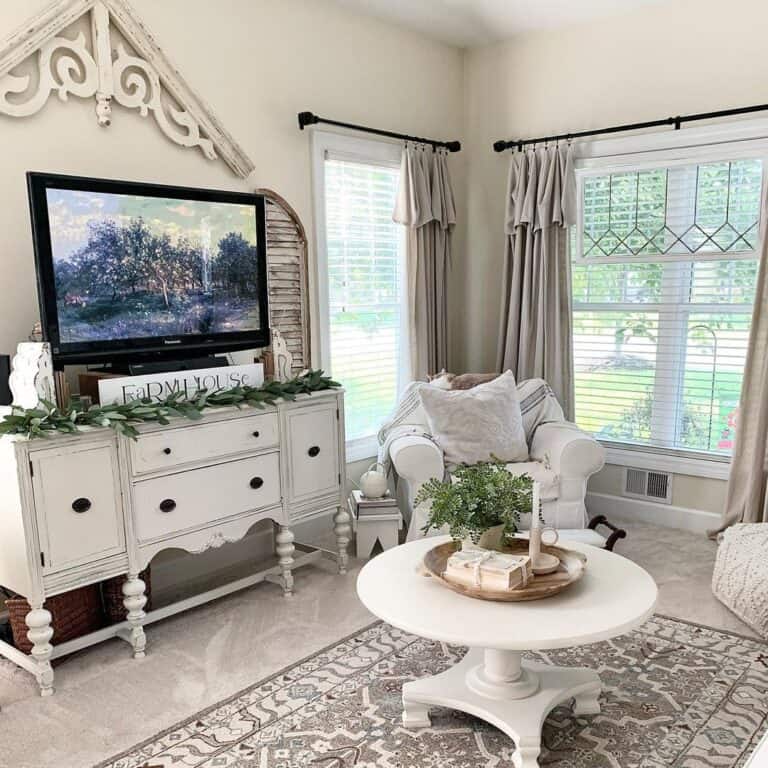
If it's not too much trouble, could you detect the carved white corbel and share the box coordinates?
[9,342,56,409]
[111,43,216,159]
[0,31,97,118]
[0,0,254,178]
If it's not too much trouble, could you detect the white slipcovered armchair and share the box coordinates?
[382,379,623,549]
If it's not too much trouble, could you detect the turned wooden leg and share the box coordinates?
[26,604,54,697]
[275,525,295,597]
[122,573,147,659]
[333,506,352,575]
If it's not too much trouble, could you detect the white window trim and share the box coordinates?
[310,129,405,462]
[576,115,768,163]
[573,122,768,478]
[345,435,380,464]
[601,442,731,480]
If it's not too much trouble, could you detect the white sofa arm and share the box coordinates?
[530,422,605,479]
[389,434,444,541]
[389,434,444,492]
[530,422,605,530]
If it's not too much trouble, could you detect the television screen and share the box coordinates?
[28,174,270,364]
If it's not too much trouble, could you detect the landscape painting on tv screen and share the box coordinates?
[46,188,263,343]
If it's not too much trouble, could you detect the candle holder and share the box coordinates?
[529,526,561,574]
[528,480,561,575]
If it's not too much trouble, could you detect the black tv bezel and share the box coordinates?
[27,172,271,366]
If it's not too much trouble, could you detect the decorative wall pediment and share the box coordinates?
[0,0,255,178]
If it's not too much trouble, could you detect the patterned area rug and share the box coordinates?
[97,616,767,768]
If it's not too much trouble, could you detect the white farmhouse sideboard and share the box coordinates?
[0,389,349,696]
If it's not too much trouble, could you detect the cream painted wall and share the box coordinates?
[0,0,465,372]
[460,0,768,516]
[588,464,727,515]
[461,0,768,372]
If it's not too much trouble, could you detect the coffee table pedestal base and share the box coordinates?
[402,648,601,768]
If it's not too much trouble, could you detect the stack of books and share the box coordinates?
[350,489,399,517]
[444,547,533,591]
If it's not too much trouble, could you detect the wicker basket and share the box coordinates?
[100,568,152,624]
[7,584,104,654]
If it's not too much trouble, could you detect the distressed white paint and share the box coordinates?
[0,0,254,175]
[0,389,346,696]
[9,342,55,409]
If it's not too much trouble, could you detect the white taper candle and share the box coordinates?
[531,480,540,530]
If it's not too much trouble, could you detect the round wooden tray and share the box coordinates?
[422,539,587,602]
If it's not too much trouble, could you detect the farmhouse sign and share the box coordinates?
[98,364,265,405]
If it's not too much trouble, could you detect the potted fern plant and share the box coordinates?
[415,460,534,551]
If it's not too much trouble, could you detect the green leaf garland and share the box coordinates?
[0,370,341,440]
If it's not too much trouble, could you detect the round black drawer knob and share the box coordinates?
[159,499,176,513]
[163,447,172,455]
[72,497,92,513]
[250,476,264,489]
[308,445,321,457]
[252,431,260,438]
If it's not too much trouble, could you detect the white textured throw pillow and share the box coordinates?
[419,370,528,465]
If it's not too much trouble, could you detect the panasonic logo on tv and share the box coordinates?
[163,339,182,345]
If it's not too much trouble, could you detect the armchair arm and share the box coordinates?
[530,422,605,479]
[389,434,444,541]
[530,422,605,530]
[389,434,444,493]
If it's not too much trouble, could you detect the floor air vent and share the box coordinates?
[623,467,673,504]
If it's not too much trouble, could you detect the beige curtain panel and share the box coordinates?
[394,143,457,381]
[497,144,576,418]
[715,198,768,532]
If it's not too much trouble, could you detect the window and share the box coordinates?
[312,133,408,460]
[572,153,763,461]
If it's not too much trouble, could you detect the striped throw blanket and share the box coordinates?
[377,377,564,472]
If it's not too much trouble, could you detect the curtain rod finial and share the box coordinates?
[297,111,318,130]
[445,140,462,153]
[493,140,508,152]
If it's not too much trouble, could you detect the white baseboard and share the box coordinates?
[586,491,720,534]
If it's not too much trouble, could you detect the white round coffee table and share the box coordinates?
[357,536,658,768]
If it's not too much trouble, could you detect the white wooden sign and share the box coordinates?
[98,364,264,405]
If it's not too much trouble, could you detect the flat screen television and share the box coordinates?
[27,172,270,365]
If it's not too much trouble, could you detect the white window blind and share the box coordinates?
[572,156,763,457]
[322,154,406,449]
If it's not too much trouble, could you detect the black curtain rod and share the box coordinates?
[298,111,461,152]
[492,102,768,153]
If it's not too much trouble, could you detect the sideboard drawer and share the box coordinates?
[132,452,281,541]
[31,443,126,573]
[129,412,279,474]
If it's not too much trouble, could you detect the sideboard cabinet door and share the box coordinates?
[285,402,341,504]
[30,444,126,573]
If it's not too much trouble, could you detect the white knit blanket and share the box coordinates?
[377,377,564,472]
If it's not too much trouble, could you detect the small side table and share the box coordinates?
[348,490,402,559]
